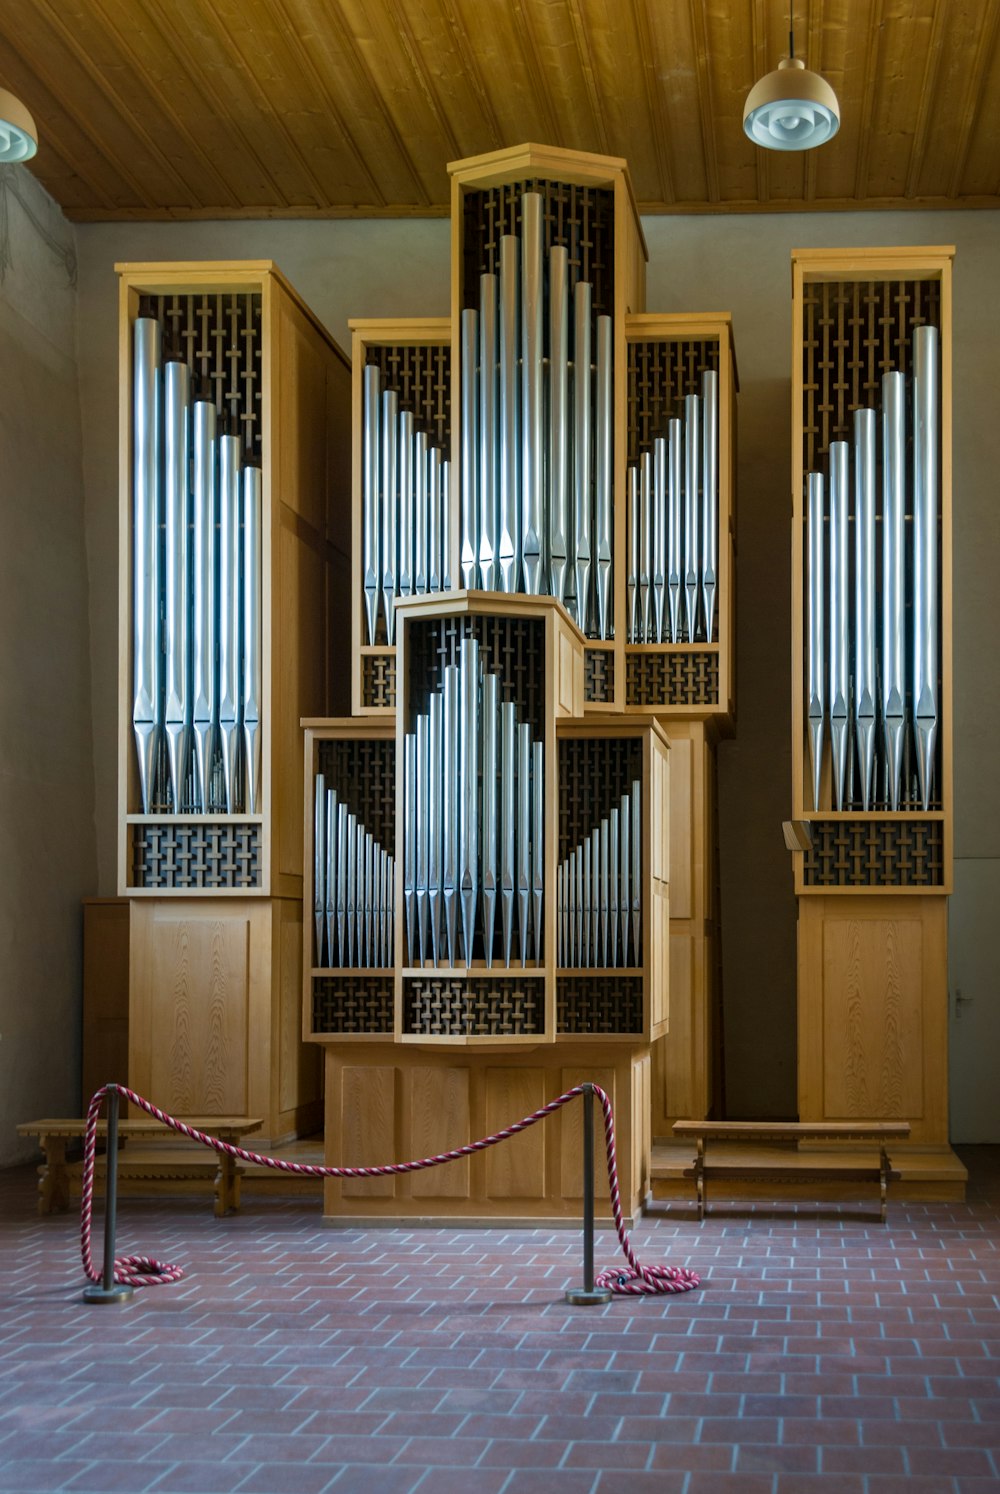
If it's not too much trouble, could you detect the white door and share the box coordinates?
[948,857,1000,1142]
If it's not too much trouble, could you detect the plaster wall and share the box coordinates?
[0,166,94,1162]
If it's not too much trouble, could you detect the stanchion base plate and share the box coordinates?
[564,1287,613,1306]
[82,1284,134,1306]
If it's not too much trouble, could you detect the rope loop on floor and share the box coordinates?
[80,1082,701,1297]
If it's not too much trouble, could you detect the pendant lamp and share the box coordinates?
[0,88,38,162]
[743,17,839,152]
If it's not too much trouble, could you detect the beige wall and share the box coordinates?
[0,166,93,1162]
[69,206,1000,1124]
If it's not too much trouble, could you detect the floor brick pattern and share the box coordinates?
[1,1150,998,1492]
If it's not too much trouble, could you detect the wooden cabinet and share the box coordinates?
[788,248,963,1190]
[116,260,349,1143]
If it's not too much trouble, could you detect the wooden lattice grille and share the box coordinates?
[312,976,394,1035]
[408,614,545,736]
[803,819,945,888]
[625,650,720,708]
[140,292,263,461]
[557,976,643,1034]
[801,278,941,473]
[462,181,614,318]
[627,337,720,465]
[131,822,261,889]
[363,342,451,451]
[315,738,395,850]
[558,736,642,860]
[362,651,397,710]
[402,978,544,1037]
[584,647,614,704]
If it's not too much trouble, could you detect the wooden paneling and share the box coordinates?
[338,1064,396,1198]
[484,1068,546,1200]
[798,894,949,1147]
[409,1066,470,1198]
[10,2,1000,219]
[82,899,130,1107]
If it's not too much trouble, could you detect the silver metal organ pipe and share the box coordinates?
[441,457,453,591]
[581,833,591,966]
[381,388,398,644]
[460,307,480,590]
[428,445,442,594]
[667,417,682,645]
[242,464,263,816]
[336,801,347,966]
[853,409,877,812]
[806,472,826,813]
[498,235,520,593]
[609,805,620,968]
[590,825,600,969]
[630,779,641,960]
[479,273,499,591]
[557,861,566,966]
[325,788,337,966]
[573,280,593,632]
[414,428,429,596]
[363,829,374,967]
[398,408,415,602]
[345,810,357,967]
[652,436,667,645]
[595,315,613,640]
[362,363,381,645]
[521,192,544,596]
[517,722,532,963]
[913,325,939,810]
[639,450,652,644]
[163,358,191,811]
[702,369,718,643]
[218,434,242,813]
[132,316,162,814]
[403,732,416,964]
[548,246,570,608]
[567,847,577,967]
[459,638,480,964]
[627,464,638,643]
[481,672,499,967]
[443,666,460,964]
[882,371,907,811]
[619,792,630,965]
[531,739,544,965]
[415,709,430,966]
[828,440,850,812]
[500,700,517,966]
[599,817,609,965]
[684,393,700,643]
[428,690,443,966]
[191,397,217,814]
[574,842,584,968]
[314,773,326,964]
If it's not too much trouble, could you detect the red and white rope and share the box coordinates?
[80,1082,700,1296]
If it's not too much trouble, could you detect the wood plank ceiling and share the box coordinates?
[2,0,999,221]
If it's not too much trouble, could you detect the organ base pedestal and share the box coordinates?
[796,892,965,1194]
[320,1042,652,1224]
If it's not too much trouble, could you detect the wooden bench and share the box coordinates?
[671,1120,912,1222]
[17,1116,264,1219]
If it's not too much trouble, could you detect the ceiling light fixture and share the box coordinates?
[743,12,839,152]
[0,87,38,162]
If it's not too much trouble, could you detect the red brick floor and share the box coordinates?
[1,1149,998,1492]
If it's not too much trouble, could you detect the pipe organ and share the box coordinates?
[307,144,737,1223]
[117,261,352,1146]
[790,249,963,1188]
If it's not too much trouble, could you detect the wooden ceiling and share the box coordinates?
[3,0,1000,221]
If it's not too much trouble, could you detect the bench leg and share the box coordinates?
[880,1148,889,1224]
[696,1139,706,1222]
[214,1154,240,1217]
[37,1135,70,1216]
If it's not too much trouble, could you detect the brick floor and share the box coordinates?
[1,1149,998,1492]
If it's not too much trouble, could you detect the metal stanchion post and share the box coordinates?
[565,1084,612,1305]
[83,1087,134,1305]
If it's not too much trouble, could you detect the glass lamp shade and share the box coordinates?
[0,89,38,162]
[743,57,839,151]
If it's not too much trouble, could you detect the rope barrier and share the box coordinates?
[80,1081,701,1297]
